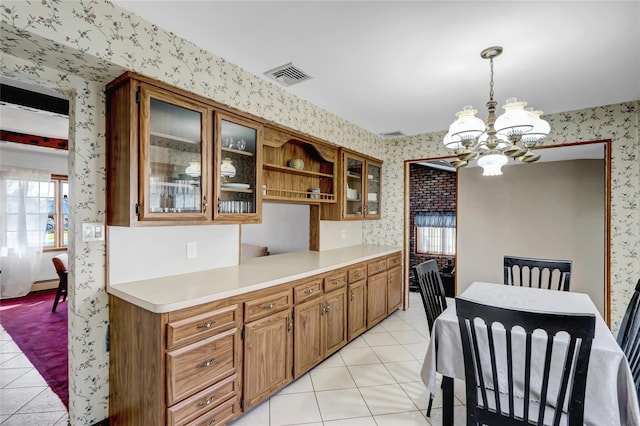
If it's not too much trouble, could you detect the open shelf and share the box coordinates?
[263,163,334,178]
[264,188,335,203]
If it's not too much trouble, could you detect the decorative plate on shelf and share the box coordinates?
[222,183,250,189]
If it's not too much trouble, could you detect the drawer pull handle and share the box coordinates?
[331,279,339,284]
[197,358,216,368]
[197,396,216,407]
[304,288,314,294]
[355,272,361,278]
[263,303,275,309]
[196,321,216,330]
[207,419,215,426]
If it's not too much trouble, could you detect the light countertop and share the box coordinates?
[107,244,401,313]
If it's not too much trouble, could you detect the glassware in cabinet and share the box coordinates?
[344,153,364,218]
[215,113,262,222]
[139,83,211,221]
[365,161,381,218]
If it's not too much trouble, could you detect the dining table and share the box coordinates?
[420,281,640,426]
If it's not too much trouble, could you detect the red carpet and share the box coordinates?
[0,289,68,408]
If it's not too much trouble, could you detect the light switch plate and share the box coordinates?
[82,222,105,242]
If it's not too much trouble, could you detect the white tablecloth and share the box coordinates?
[420,282,640,426]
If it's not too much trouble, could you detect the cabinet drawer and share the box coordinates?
[324,271,347,292]
[185,396,238,426]
[386,254,402,270]
[167,374,238,426]
[245,290,292,322]
[167,305,240,349]
[367,259,387,276]
[294,279,323,304]
[347,265,366,283]
[167,328,238,405]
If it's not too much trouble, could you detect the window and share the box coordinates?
[416,212,456,255]
[44,175,68,250]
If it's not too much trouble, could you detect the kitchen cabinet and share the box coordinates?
[347,264,367,340]
[293,277,347,377]
[367,270,388,327]
[106,75,212,226]
[108,249,402,425]
[262,125,337,204]
[106,72,263,226]
[214,113,263,223]
[108,296,242,425]
[322,150,382,220]
[242,290,293,410]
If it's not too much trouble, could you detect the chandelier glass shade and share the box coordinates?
[443,46,550,176]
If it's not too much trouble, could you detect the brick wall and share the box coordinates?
[409,163,457,272]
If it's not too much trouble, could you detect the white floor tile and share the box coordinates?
[347,364,396,387]
[0,368,30,388]
[17,387,66,413]
[374,410,430,425]
[0,386,46,415]
[269,392,321,426]
[229,399,269,426]
[275,373,313,395]
[0,354,34,369]
[323,416,377,425]
[371,345,415,363]
[1,411,67,426]
[390,330,428,345]
[0,341,22,354]
[339,347,380,366]
[381,319,415,332]
[365,323,388,334]
[403,342,429,360]
[400,381,433,410]
[5,369,48,388]
[344,336,368,348]
[384,360,423,383]
[314,352,345,369]
[315,388,371,421]
[359,383,417,415]
[309,366,356,391]
[361,331,399,347]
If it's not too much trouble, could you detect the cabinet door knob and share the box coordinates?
[350,290,355,301]
[263,303,275,309]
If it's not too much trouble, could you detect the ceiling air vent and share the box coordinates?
[379,131,405,138]
[263,62,312,87]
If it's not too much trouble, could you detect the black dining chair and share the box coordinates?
[412,259,448,417]
[504,255,572,291]
[456,298,595,426]
[617,278,640,400]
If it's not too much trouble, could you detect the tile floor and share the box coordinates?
[0,325,68,425]
[0,291,466,426]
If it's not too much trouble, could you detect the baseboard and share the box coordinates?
[31,280,58,292]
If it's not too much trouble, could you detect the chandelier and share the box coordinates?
[443,46,550,176]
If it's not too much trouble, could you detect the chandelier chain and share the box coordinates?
[489,57,495,102]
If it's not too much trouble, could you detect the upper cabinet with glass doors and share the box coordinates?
[106,72,261,226]
[214,113,262,223]
[321,150,382,221]
[139,84,210,221]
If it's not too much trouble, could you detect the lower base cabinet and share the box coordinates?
[109,251,401,425]
[347,279,367,340]
[242,308,293,410]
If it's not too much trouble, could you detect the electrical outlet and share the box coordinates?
[186,242,197,259]
[340,229,346,239]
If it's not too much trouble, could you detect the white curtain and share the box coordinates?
[0,166,51,299]
[416,212,456,255]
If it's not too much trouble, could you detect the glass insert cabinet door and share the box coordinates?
[138,84,210,221]
[366,161,381,218]
[215,113,261,222]
[344,154,364,218]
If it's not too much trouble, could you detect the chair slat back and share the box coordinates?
[618,279,640,398]
[504,256,572,291]
[456,298,595,426]
[412,260,447,331]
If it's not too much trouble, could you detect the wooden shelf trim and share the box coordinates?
[263,163,334,178]
[264,188,335,202]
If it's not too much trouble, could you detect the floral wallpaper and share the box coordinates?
[1,1,638,424]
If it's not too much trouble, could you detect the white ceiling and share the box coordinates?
[111,1,640,137]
